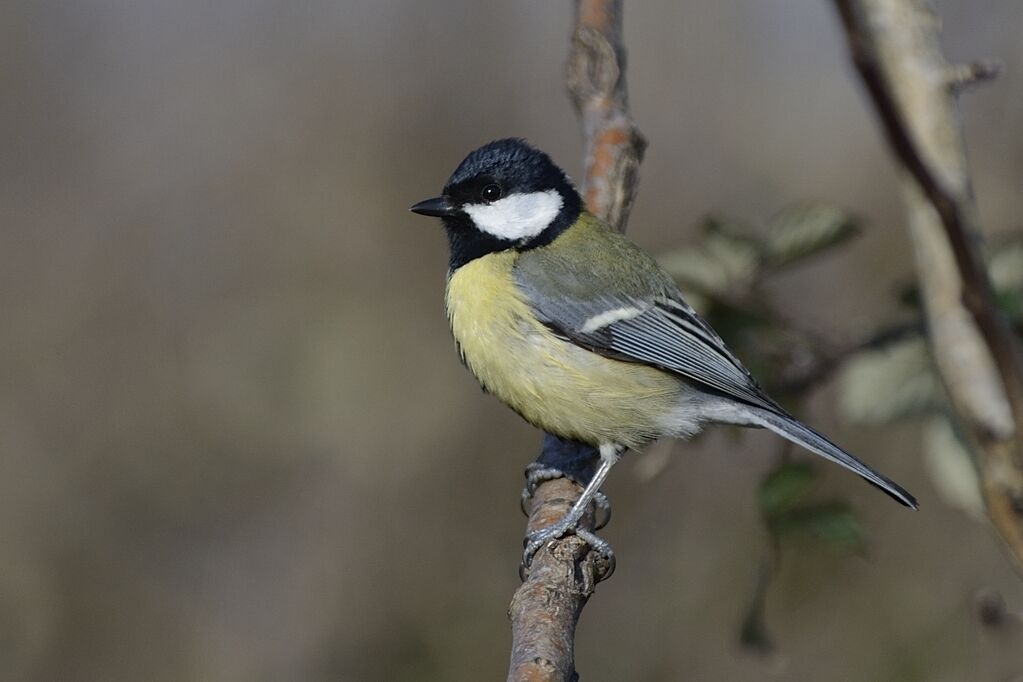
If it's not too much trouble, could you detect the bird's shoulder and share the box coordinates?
[513,212,677,303]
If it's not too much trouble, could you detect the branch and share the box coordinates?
[834,0,1023,568]
[508,2,645,680]
[567,0,647,234]
[509,477,601,682]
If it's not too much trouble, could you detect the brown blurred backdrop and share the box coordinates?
[2,1,1023,680]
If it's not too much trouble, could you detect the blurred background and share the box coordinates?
[3,1,1023,680]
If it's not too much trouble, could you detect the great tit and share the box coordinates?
[411,139,917,550]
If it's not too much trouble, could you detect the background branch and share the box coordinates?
[567,0,647,233]
[507,1,645,680]
[834,0,1023,567]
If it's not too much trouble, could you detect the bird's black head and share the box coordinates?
[410,139,582,270]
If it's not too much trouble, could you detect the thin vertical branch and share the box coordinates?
[567,0,647,233]
[833,0,1023,568]
[507,2,646,680]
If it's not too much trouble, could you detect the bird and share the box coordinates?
[410,138,917,565]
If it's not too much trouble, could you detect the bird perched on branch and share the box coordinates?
[411,139,917,566]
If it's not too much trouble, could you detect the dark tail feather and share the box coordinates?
[748,407,918,509]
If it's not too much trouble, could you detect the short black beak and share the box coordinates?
[410,196,456,218]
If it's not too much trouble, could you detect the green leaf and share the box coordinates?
[837,337,941,425]
[994,290,1023,323]
[771,502,868,555]
[758,462,816,519]
[763,202,860,269]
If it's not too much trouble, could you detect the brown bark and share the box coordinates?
[566,0,646,234]
[508,479,601,682]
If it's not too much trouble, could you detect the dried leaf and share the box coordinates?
[922,417,985,522]
[837,337,941,424]
[658,247,728,295]
[763,202,860,269]
[707,233,758,288]
[658,218,759,297]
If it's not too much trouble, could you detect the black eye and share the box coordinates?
[480,184,503,203]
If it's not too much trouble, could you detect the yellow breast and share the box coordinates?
[445,252,681,448]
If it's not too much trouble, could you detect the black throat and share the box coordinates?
[444,190,582,271]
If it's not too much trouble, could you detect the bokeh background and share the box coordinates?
[3,1,1023,680]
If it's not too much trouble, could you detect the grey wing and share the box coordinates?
[513,231,919,510]
[523,287,778,411]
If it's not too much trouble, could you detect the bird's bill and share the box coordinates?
[409,196,456,217]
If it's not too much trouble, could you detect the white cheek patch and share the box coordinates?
[463,190,563,241]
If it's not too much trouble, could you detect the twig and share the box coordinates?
[834,0,1023,568]
[567,0,647,234]
[508,2,645,680]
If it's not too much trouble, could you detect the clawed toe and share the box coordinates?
[520,463,567,516]
[575,528,616,579]
[519,518,615,582]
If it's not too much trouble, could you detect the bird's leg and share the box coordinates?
[520,443,621,580]
[521,462,611,530]
[520,433,612,527]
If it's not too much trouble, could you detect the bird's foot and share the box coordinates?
[518,441,619,584]
[520,462,611,530]
[519,515,615,582]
